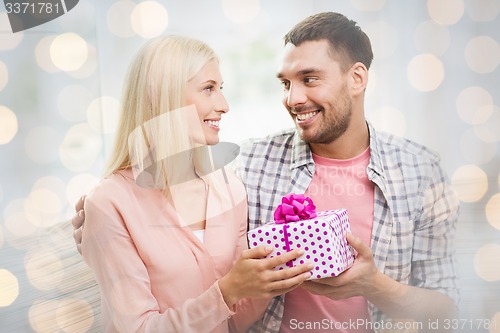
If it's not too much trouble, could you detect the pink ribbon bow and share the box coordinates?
[274,193,317,224]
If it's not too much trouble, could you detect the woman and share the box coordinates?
[81,35,312,333]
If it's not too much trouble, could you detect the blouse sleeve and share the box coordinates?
[81,187,234,333]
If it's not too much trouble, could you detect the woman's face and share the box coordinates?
[185,59,229,146]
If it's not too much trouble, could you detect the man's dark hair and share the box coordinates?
[284,12,373,72]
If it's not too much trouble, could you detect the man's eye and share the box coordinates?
[280,81,290,89]
[304,77,317,84]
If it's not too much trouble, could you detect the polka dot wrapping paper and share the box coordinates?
[248,209,355,280]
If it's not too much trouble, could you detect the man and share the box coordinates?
[73,12,459,332]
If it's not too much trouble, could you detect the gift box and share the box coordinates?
[247,194,355,280]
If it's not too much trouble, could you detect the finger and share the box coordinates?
[73,227,82,244]
[269,270,312,293]
[240,246,273,260]
[262,248,305,268]
[71,209,85,229]
[270,262,314,281]
[75,195,86,212]
[346,232,370,256]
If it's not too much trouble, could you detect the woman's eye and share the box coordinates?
[204,85,214,92]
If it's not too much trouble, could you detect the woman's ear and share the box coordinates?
[350,62,368,95]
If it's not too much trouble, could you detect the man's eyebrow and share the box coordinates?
[276,68,321,79]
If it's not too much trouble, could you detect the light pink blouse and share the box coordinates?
[82,168,267,333]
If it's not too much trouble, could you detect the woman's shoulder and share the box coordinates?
[86,168,138,205]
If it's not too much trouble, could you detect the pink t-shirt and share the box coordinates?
[280,147,375,333]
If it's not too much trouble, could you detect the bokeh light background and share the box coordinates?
[0,0,499,332]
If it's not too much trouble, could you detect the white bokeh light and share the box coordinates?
[413,20,450,56]
[451,164,488,202]
[56,298,94,333]
[222,0,261,24]
[0,61,8,92]
[25,247,64,291]
[131,1,169,38]
[66,44,98,79]
[456,86,494,125]
[29,300,60,333]
[25,126,60,164]
[0,269,19,307]
[57,84,94,122]
[474,243,500,281]
[486,194,500,231]
[107,0,136,38]
[407,54,445,91]
[50,33,89,72]
[473,106,500,143]
[35,35,59,73]
[364,21,398,60]
[87,96,121,134]
[427,0,465,25]
[0,106,18,145]
[24,188,63,229]
[465,36,500,74]
[59,124,103,172]
[0,13,23,51]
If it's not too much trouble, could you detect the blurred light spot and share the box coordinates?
[465,0,500,22]
[474,106,500,143]
[107,0,136,38]
[87,96,121,134]
[0,13,23,50]
[25,126,60,164]
[59,123,102,172]
[58,84,94,122]
[33,176,66,197]
[222,0,260,24]
[131,1,168,38]
[352,0,386,11]
[66,173,99,207]
[29,300,60,333]
[4,199,38,245]
[365,69,378,98]
[56,298,94,332]
[0,269,19,307]
[407,54,444,91]
[50,33,89,72]
[0,106,18,144]
[486,194,500,231]
[25,188,62,229]
[35,35,59,73]
[368,106,406,137]
[474,243,500,281]
[67,44,98,79]
[364,21,397,59]
[428,0,464,25]
[451,164,488,202]
[413,21,450,56]
[465,36,499,74]
[459,129,497,164]
[0,61,8,92]
[456,86,494,125]
[25,247,64,290]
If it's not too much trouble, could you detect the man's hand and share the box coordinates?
[302,232,379,299]
[71,195,86,254]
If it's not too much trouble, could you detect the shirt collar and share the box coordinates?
[289,121,385,179]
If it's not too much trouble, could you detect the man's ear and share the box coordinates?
[350,62,368,95]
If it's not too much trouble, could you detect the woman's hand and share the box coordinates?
[218,246,313,308]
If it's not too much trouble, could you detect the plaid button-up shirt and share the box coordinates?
[232,122,459,333]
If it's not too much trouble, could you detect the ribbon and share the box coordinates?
[274,193,317,224]
[282,224,293,267]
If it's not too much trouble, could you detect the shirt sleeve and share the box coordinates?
[81,189,234,333]
[410,160,460,305]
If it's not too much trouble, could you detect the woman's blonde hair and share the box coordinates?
[104,35,222,192]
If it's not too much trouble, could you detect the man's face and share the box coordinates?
[276,40,352,145]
